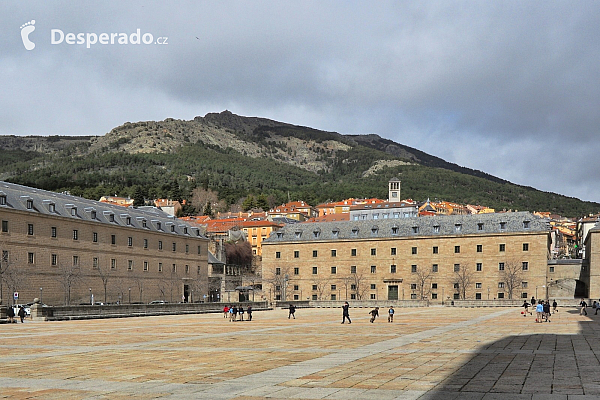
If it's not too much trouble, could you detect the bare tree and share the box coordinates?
[55,261,82,305]
[339,275,354,301]
[453,264,474,300]
[414,265,433,300]
[263,266,290,301]
[4,265,27,306]
[0,249,16,304]
[95,262,112,304]
[311,277,331,300]
[351,273,369,300]
[168,265,180,303]
[501,258,524,300]
[132,273,145,303]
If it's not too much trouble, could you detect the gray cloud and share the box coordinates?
[1,1,600,203]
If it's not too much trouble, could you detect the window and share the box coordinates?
[432,283,438,289]
[331,266,337,274]
[432,264,438,273]
[391,247,397,256]
[371,284,377,290]
[26,199,33,209]
[351,265,356,274]
[433,225,440,233]
[453,293,460,300]
[172,264,176,273]
[51,227,57,238]
[500,222,506,230]
[390,265,396,273]
[499,244,506,252]
[476,263,482,271]
[93,257,98,269]
[294,285,299,291]
[275,267,281,276]
[410,283,417,290]
[293,267,299,275]
[70,207,77,216]
[172,242,176,252]
[454,245,460,253]
[476,244,482,253]
[111,259,116,270]
[392,227,399,234]
[313,250,318,257]
[1,220,7,233]
[351,284,356,290]
[198,245,201,255]
[331,249,337,257]
[521,292,528,299]
[0,195,5,205]
[476,293,482,299]
[158,262,163,272]
[498,282,505,288]
[371,248,376,256]
[28,252,34,264]
[52,254,58,266]
[523,243,529,251]
[351,294,356,299]
[477,223,484,231]
[411,247,417,255]
[111,235,116,245]
[499,262,505,271]
[454,264,460,272]
[455,223,462,232]
[411,265,417,273]
[431,293,438,299]
[185,265,190,274]
[351,248,357,256]
[128,260,133,270]
[411,293,417,299]
[412,226,419,234]
[522,262,529,271]
[170,225,175,233]
[49,203,55,212]
[73,229,79,240]
[91,210,96,219]
[432,246,438,254]
[312,284,318,291]
[312,294,318,300]
[93,232,98,243]
[197,266,201,275]
[331,284,337,290]
[522,281,528,288]
[312,267,318,274]
[185,244,189,254]
[549,266,555,273]
[523,221,530,229]
[453,283,459,289]
[476,282,482,289]
[72,255,79,266]
[1,250,8,263]
[371,265,376,273]
[143,239,148,249]
[498,292,505,299]
[276,251,281,259]
[294,251,299,258]
[28,223,34,236]
[158,240,163,250]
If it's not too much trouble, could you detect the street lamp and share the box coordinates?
[39,287,43,304]
[128,287,131,304]
[89,288,92,305]
[487,287,490,300]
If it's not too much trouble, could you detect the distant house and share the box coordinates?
[349,200,418,221]
[268,201,318,221]
[99,196,134,207]
[154,199,182,216]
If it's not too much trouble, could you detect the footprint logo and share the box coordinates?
[20,20,36,50]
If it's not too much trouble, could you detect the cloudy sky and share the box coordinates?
[3,2,599,202]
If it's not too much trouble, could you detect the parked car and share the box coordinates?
[149,300,167,304]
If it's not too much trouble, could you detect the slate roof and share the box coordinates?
[263,211,550,243]
[0,181,206,239]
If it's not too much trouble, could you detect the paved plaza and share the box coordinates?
[1,305,600,399]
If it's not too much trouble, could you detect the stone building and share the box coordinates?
[0,181,209,306]
[262,211,551,303]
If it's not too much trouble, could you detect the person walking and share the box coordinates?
[543,301,551,322]
[6,306,15,323]
[228,305,234,322]
[239,306,244,321]
[580,299,588,316]
[341,301,351,324]
[288,304,296,319]
[232,306,238,321]
[223,305,229,318]
[536,301,544,322]
[18,306,26,323]
[552,299,558,314]
[369,307,379,323]
[388,306,395,322]
[247,305,252,321]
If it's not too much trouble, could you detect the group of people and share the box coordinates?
[223,305,252,322]
[6,305,27,323]
[522,298,557,323]
[368,306,395,323]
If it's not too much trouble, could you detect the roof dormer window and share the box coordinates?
[351,227,359,236]
[277,231,284,238]
[313,228,321,238]
[412,226,419,234]
[391,226,399,235]
[0,194,6,206]
[523,220,530,229]
[295,230,302,239]
[455,223,462,232]
[500,222,506,231]
[371,226,379,236]
[332,229,339,238]
[27,199,33,209]
[433,225,440,233]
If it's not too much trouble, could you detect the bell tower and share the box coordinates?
[388,178,401,202]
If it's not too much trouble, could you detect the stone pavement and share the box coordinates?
[1,305,600,399]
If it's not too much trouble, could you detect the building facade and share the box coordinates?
[262,212,551,303]
[0,182,209,306]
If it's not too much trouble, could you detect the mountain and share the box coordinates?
[0,111,597,218]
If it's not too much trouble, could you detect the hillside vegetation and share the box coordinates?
[0,111,597,218]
